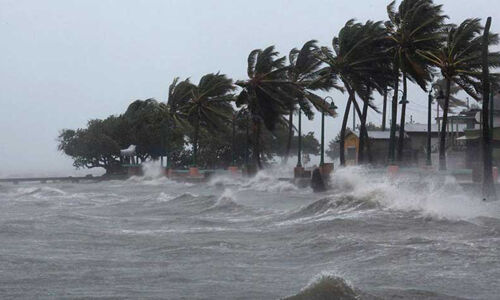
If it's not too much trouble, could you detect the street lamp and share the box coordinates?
[428,85,444,166]
[398,89,409,105]
[320,96,338,166]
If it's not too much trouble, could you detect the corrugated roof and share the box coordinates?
[346,130,407,140]
[405,123,467,133]
[405,123,439,133]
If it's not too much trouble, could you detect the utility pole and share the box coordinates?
[481,16,496,199]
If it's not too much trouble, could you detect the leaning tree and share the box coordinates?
[318,19,392,165]
[284,40,339,163]
[181,73,235,167]
[418,18,500,170]
[236,46,299,169]
[385,0,446,163]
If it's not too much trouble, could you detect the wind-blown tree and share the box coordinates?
[58,117,128,174]
[284,40,338,163]
[164,77,196,166]
[418,18,500,170]
[236,46,299,169]
[385,0,446,163]
[123,99,172,161]
[319,19,392,166]
[431,77,467,113]
[181,73,235,167]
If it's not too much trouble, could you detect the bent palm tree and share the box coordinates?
[431,77,467,113]
[418,18,500,170]
[182,73,235,167]
[385,0,446,163]
[319,20,392,166]
[236,46,295,169]
[285,40,340,163]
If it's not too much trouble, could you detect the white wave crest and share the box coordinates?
[328,166,500,220]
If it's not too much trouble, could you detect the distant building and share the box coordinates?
[343,130,408,166]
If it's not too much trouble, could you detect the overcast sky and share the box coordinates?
[0,0,498,176]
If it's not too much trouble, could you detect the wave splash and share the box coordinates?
[285,274,359,300]
[327,166,500,221]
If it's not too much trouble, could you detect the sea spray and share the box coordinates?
[327,166,500,220]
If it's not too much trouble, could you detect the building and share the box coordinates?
[343,130,408,166]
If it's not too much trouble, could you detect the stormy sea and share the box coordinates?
[1,165,499,299]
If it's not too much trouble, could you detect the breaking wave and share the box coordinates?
[284,274,359,300]
[326,166,500,221]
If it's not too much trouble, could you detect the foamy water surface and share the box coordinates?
[0,165,499,299]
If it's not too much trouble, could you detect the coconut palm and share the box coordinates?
[318,19,392,166]
[181,73,235,167]
[236,46,300,169]
[431,77,467,113]
[284,40,339,163]
[385,0,446,163]
[418,18,500,170]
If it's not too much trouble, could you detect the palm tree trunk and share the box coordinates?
[193,116,199,167]
[382,87,388,131]
[339,96,353,166]
[397,72,407,162]
[358,97,369,164]
[388,65,400,164]
[253,119,262,169]
[351,97,372,164]
[481,17,496,199]
[284,109,293,163]
[439,78,452,171]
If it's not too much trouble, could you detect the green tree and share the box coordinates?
[123,99,172,161]
[385,0,446,163]
[284,40,338,163]
[236,46,299,169]
[58,117,125,174]
[418,18,500,170]
[319,20,392,166]
[181,73,235,167]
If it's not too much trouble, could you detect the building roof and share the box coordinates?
[346,130,408,140]
[405,123,439,133]
[405,123,468,133]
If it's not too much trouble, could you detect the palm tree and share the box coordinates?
[318,20,392,166]
[431,78,467,114]
[182,73,235,167]
[164,77,196,167]
[385,0,446,163]
[284,40,339,163]
[236,46,301,169]
[418,18,500,170]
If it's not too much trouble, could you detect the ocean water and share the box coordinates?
[0,165,499,299]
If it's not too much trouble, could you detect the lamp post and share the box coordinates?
[428,85,444,166]
[320,96,337,166]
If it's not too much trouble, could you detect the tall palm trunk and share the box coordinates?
[339,96,353,166]
[192,115,199,167]
[439,78,452,171]
[388,65,400,164]
[481,17,496,199]
[284,109,293,163]
[351,96,373,163]
[253,119,262,169]
[382,87,388,131]
[397,72,408,162]
[358,96,369,164]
